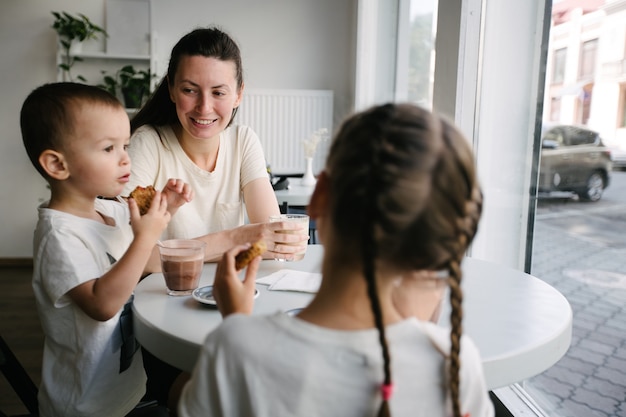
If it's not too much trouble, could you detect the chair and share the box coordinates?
[0,335,39,416]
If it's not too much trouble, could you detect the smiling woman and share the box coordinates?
[124,27,308,263]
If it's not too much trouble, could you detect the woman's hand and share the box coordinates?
[212,244,261,317]
[161,178,194,216]
[230,222,309,261]
[265,220,309,261]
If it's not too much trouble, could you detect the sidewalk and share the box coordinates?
[526,208,626,417]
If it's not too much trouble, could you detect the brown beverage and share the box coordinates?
[157,239,206,296]
[161,259,203,292]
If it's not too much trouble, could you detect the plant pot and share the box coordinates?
[122,86,145,109]
[69,40,83,55]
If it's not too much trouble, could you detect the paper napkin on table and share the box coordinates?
[256,270,321,293]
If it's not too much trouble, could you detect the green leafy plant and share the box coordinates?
[52,11,108,82]
[98,65,153,108]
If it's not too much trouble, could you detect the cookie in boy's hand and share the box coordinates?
[235,240,267,269]
[129,185,156,215]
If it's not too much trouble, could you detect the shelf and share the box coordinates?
[73,51,150,61]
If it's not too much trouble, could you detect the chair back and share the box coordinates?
[0,335,39,416]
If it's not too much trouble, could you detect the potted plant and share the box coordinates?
[118,65,152,108]
[98,65,153,109]
[52,11,108,82]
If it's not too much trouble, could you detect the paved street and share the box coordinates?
[524,170,626,417]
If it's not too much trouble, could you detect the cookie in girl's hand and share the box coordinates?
[235,240,267,269]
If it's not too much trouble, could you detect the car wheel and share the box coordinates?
[578,171,604,202]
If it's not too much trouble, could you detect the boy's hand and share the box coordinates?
[161,178,193,215]
[129,190,171,242]
[212,244,260,317]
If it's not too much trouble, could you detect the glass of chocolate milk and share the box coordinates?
[157,239,206,296]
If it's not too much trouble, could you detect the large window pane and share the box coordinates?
[527,2,626,416]
[407,0,437,108]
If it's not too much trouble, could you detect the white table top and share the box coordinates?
[133,245,572,390]
[273,178,315,206]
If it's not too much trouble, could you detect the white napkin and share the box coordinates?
[256,270,322,293]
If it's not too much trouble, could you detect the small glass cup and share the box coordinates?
[269,214,309,261]
[157,239,206,296]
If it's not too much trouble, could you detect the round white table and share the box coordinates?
[132,245,572,390]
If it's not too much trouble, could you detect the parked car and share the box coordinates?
[538,125,612,202]
[606,139,626,170]
[611,146,626,170]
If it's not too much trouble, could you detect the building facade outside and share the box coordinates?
[543,0,626,153]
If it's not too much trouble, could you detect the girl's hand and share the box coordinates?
[212,244,260,317]
[162,178,194,215]
[129,190,171,243]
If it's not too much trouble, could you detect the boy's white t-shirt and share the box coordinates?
[124,124,270,240]
[178,313,495,417]
[32,199,146,417]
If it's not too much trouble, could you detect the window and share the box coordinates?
[578,38,597,79]
[407,1,437,108]
[577,84,592,125]
[617,84,626,127]
[551,97,561,121]
[553,47,567,84]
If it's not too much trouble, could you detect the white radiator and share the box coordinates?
[236,89,334,175]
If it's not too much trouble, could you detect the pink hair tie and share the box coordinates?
[381,383,394,401]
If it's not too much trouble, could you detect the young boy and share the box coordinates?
[20,82,192,417]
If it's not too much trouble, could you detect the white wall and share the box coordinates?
[0,0,356,258]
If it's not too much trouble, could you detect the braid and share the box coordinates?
[447,189,483,417]
[363,247,392,417]
[447,258,463,417]
[359,114,393,417]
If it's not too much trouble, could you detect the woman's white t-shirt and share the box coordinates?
[124,124,269,240]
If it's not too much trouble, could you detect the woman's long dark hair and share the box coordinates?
[130,27,244,134]
[324,103,483,417]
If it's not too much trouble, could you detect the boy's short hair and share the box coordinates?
[20,82,123,179]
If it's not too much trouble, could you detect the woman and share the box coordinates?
[124,27,308,261]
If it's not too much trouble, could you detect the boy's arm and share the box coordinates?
[68,193,171,321]
[67,236,157,321]
[144,245,162,274]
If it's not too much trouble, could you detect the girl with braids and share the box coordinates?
[176,103,494,417]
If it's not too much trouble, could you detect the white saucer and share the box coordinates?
[192,285,259,306]
[285,308,304,316]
